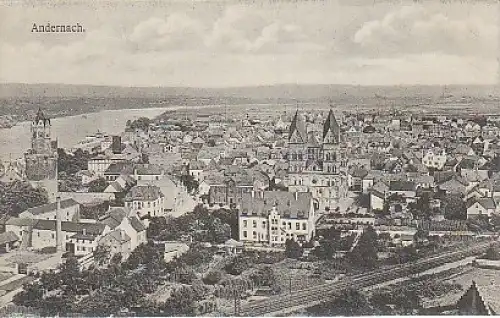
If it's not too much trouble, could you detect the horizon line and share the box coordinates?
[1,82,498,90]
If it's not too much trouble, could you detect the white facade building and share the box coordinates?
[238,191,315,246]
[422,148,447,170]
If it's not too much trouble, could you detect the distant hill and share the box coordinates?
[1,83,499,100]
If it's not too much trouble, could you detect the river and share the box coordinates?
[0,107,179,162]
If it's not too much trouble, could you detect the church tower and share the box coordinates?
[322,109,341,174]
[31,108,52,154]
[25,108,58,186]
[287,110,307,174]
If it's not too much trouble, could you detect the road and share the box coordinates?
[230,239,495,317]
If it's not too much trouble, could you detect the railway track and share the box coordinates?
[235,240,494,316]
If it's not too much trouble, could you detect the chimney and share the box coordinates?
[55,197,63,252]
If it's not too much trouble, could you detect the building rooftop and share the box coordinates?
[124,185,164,202]
[239,191,312,219]
[23,198,79,216]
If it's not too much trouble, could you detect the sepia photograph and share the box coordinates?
[0,0,499,316]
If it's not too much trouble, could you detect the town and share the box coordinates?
[0,101,498,316]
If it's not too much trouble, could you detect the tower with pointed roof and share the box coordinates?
[323,108,341,174]
[31,107,52,154]
[287,110,308,174]
[286,108,347,211]
[24,108,57,182]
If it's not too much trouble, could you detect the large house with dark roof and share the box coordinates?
[238,191,315,246]
[124,185,165,218]
[286,109,348,211]
[19,198,80,222]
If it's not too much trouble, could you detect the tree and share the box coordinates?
[395,246,419,264]
[87,177,108,192]
[409,191,432,219]
[224,256,251,275]
[0,181,49,216]
[313,240,336,260]
[308,288,374,316]
[57,148,91,176]
[202,270,222,285]
[58,171,83,192]
[161,285,210,316]
[442,194,466,220]
[127,117,151,132]
[93,245,111,266]
[57,256,81,295]
[322,227,342,242]
[484,245,500,260]
[250,266,276,287]
[12,282,44,308]
[285,239,304,259]
[147,216,168,239]
[180,174,199,193]
[212,208,239,240]
[348,226,379,269]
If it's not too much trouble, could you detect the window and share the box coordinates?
[253,231,257,239]
[243,231,247,238]
[262,221,266,228]
[288,222,291,230]
[51,233,55,239]
[296,223,300,230]
[243,220,247,227]
[253,220,257,228]
[302,223,307,231]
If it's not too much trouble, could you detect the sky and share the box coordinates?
[0,0,498,87]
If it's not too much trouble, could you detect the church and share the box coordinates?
[24,108,58,201]
[286,109,348,211]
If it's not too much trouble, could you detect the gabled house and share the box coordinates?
[467,198,497,219]
[124,185,165,218]
[103,163,134,181]
[238,191,315,246]
[133,163,164,181]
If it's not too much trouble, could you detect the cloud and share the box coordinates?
[353,5,497,58]
[0,2,497,86]
[128,14,206,52]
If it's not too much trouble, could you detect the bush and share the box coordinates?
[202,270,222,285]
[224,256,252,276]
[285,239,304,259]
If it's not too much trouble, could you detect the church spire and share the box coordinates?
[289,109,306,143]
[323,108,340,143]
[34,107,50,126]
